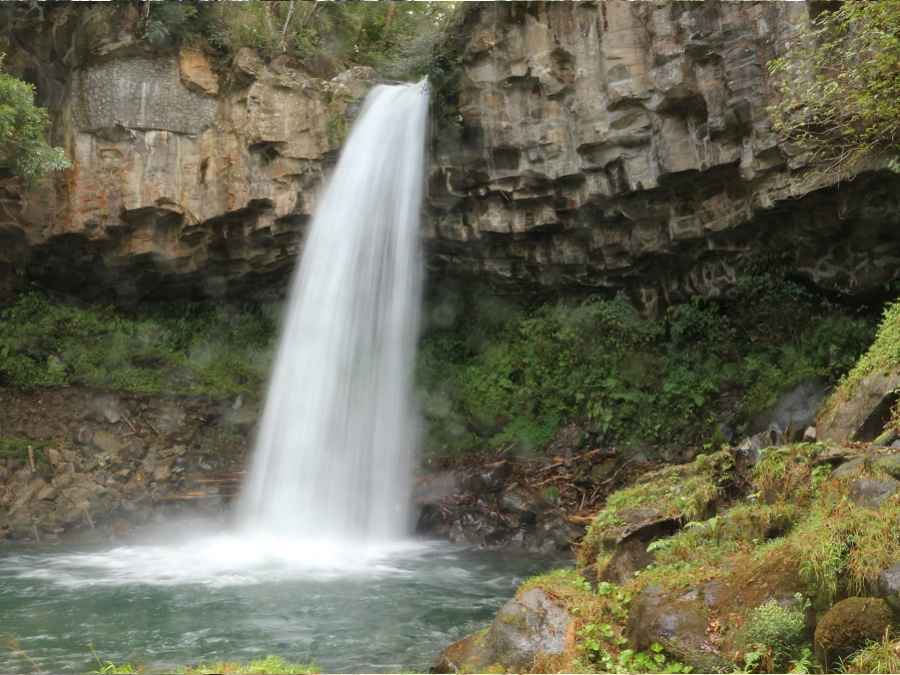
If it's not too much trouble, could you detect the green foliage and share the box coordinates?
[830,299,900,400]
[181,655,318,675]
[843,630,900,674]
[144,3,201,48]
[796,484,900,608]
[417,279,874,458]
[767,0,900,175]
[0,291,276,398]
[0,55,70,183]
[203,1,457,79]
[736,597,810,672]
[0,437,49,467]
[91,662,139,675]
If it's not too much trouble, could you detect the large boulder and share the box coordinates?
[818,370,900,443]
[848,477,899,509]
[432,588,574,673]
[814,597,893,665]
[750,378,828,441]
[627,584,730,673]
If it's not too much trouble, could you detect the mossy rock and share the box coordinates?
[432,587,574,673]
[578,450,733,574]
[626,584,730,673]
[814,597,894,665]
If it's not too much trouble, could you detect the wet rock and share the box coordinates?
[873,428,899,447]
[500,485,537,519]
[848,477,899,509]
[150,405,188,435]
[462,461,511,494]
[89,395,125,425]
[831,456,868,479]
[751,378,828,441]
[545,423,586,457]
[533,512,580,554]
[818,370,900,443]
[600,515,680,584]
[433,588,573,673]
[627,584,728,673]
[875,452,900,480]
[814,597,893,665]
[91,431,126,458]
[876,562,900,615]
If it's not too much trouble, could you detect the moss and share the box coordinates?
[814,597,893,665]
[777,464,900,608]
[578,451,733,572]
[752,443,825,504]
[843,630,900,674]
[0,292,276,399]
[180,656,318,674]
[822,299,900,419]
[417,279,874,459]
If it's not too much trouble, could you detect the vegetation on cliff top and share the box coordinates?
[0,54,70,182]
[0,1,459,81]
[768,0,900,175]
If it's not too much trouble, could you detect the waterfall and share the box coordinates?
[238,80,429,543]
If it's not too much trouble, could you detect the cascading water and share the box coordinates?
[238,80,429,542]
[0,78,566,675]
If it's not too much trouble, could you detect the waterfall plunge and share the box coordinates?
[238,81,429,543]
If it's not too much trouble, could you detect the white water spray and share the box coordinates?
[238,80,429,543]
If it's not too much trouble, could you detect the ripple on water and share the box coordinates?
[0,534,562,673]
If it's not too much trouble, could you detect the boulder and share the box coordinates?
[832,456,869,479]
[91,431,125,458]
[876,562,900,615]
[751,378,828,441]
[818,370,900,444]
[462,460,512,494]
[875,452,900,480]
[814,597,893,665]
[599,514,681,585]
[627,585,729,673]
[432,588,574,673]
[848,477,899,509]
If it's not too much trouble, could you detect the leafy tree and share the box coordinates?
[0,55,70,183]
[767,0,900,176]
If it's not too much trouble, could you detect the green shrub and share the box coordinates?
[416,279,874,458]
[768,0,900,176]
[0,55,70,183]
[737,597,809,672]
[0,292,276,398]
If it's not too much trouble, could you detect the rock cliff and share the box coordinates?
[427,1,900,308]
[2,1,899,305]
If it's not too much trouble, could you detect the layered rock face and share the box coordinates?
[2,42,374,301]
[427,1,900,306]
[2,1,899,304]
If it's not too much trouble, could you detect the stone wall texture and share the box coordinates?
[1,1,899,305]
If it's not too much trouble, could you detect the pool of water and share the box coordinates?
[0,527,562,673]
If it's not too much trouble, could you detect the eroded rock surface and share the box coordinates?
[3,2,900,304]
[2,44,375,302]
[427,1,900,305]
